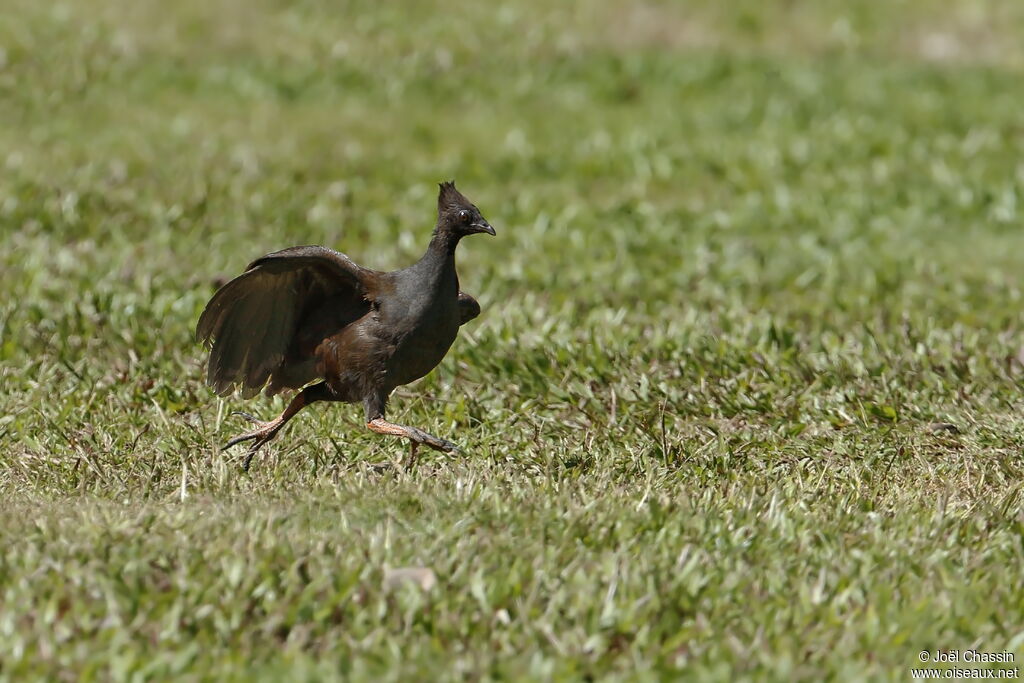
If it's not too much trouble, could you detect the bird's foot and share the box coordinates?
[405,426,460,454]
[366,418,461,456]
[224,411,285,471]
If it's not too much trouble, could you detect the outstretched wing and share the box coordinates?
[196,246,374,398]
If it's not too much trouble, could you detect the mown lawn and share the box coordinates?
[2,0,1024,679]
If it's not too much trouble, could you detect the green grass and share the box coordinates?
[3,0,1024,679]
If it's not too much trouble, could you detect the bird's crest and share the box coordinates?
[437,180,471,217]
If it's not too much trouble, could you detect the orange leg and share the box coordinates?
[366,417,460,458]
[224,383,330,471]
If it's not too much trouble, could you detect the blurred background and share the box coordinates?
[4,0,1024,313]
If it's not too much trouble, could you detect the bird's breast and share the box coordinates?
[380,296,460,388]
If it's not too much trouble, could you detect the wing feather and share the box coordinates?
[196,246,374,397]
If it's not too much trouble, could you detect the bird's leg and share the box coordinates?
[362,394,460,460]
[366,418,460,454]
[224,382,330,470]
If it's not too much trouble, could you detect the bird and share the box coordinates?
[196,181,495,470]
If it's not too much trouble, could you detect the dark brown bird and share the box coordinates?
[196,181,495,469]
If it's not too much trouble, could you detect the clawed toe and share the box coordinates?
[242,442,266,472]
[223,426,271,450]
[223,412,279,449]
[222,415,283,471]
[434,438,460,454]
[225,430,274,471]
[224,433,251,449]
[402,434,457,470]
[411,429,460,454]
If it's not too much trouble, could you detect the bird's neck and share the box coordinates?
[416,230,460,289]
[426,228,460,255]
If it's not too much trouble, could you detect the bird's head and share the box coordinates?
[435,181,496,239]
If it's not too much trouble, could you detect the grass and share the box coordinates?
[2,0,1024,679]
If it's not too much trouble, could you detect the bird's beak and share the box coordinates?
[471,221,496,236]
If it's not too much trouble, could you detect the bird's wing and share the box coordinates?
[196,246,376,398]
[457,291,481,325]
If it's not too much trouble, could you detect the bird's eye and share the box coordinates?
[458,210,471,223]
